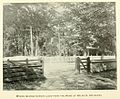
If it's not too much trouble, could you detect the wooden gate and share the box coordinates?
[75,56,116,73]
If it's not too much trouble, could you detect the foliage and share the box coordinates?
[3,2,116,57]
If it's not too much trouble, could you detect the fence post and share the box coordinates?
[25,58,29,79]
[75,57,81,74]
[87,57,91,73]
[7,59,12,79]
[39,58,44,74]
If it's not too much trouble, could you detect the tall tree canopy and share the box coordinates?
[3,2,116,57]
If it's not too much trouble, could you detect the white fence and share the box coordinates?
[4,55,116,63]
[43,56,116,63]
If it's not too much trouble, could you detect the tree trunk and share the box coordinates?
[16,43,19,55]
[35,36,38,56]
[22,42,25,56]
[24,44,28,56]
[30,26,33,56]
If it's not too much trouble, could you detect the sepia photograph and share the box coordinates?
[3,2,117,90]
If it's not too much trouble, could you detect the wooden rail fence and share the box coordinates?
[3,56,116,82]
[3,58,44,82]
[43,56,116,63]
[76,57,116,73]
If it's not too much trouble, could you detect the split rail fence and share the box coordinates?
[3,58,44,82]
[3,56,116,82]
[43,56,116,73]
[75,56,116,73]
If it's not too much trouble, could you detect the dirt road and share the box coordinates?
[3,62,116,90]
[21,62,116,90]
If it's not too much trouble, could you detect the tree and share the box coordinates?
[3,3,116,57]
[60,2,116,55]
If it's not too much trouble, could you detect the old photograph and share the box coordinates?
[3,2,117,90]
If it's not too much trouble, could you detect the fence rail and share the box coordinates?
[3,56,116,79]
[76,57,116,73]
[3,58,44,82]
[42,56,116,63]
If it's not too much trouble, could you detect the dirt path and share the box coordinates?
[3,62,117,90]
[23,62,117,90]
[22,68,116,90]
